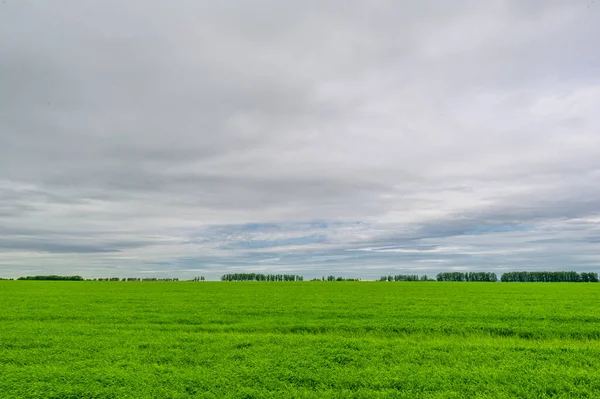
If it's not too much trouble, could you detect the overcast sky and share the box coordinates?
[1,1,599,279]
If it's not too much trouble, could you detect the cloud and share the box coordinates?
[1,1,599,278]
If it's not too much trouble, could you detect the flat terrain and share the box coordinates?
[1,281,599,398]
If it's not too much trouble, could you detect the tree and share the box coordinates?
[501,271,596,282]
[220,273,304,282]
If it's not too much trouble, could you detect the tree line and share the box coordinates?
[221,273,304,281]
[501,271,599,282]
[17,275,84,281]
[90,277,181,282]
[379,274,431,282]
[6,271,600,282]
[12,276,187,282]
[324,276,360,281]
[436,272,498,282]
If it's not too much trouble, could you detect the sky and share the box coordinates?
[1,1,599,280]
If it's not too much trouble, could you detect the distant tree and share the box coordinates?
[581,272,599,282]
[378,274,431,282]
[436,272,496,282]
[17,275,83,281]
[220,273,304,282]
[320,276,360,281]
[501,271,596,282]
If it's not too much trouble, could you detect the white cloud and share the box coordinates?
[1,0,599,278]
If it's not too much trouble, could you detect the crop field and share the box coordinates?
[1,281,600,398]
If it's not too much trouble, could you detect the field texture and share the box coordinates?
[1,282,600,398]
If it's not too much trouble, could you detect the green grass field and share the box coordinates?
[1,281,600,398]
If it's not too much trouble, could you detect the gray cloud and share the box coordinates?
[1,0,599,278]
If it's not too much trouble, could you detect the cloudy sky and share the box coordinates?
[1,1,599,279]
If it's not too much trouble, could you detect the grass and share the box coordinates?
[1,281,600,398]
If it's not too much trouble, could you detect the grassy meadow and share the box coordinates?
[1,281,600,398]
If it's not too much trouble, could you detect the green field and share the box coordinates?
[1,282,599,398]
